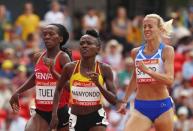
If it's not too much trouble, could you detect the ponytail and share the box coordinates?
[162,19,173,38]
[60,45,72,61]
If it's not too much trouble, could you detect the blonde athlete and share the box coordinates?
[118,14,175,131]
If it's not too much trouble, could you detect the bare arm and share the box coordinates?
[100,64,117,105]
[123,48,138,102]
[50,62,75,129]
[9,51,42,112]
[15,74,35,95]
[138,46,174,86]
[117,48,137,113]
[51,62,74,113]
[13,51,42,94]
[87,64,117,105]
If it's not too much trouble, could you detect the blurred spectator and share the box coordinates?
[44,0,64,25]
[82,7,101,32]
[172,11,192,46]
[127,16,143,46]
[111,6,133,55]
[12,65,27,91]
[103,39,123,71]
[0,28,23,51]
[0,78,12,109]
[15,2,40,40]
[107,110,121,131]
[0,4,12,40]
[25,33,41,52]
[174,52,186,73]
[2,108,27,131]
[174,88,193,119]
[62,6,73,37]
[3,48,15,62]
[174,106,193,131]
[117,57,134,89]
[182,50,193,80]
[185,6,193,34]
[0,60,15,79]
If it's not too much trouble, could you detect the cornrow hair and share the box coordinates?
[50,24,72,60]
[85,29,101,45]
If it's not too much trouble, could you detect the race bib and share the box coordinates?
[36,86,55,100]
[71,81,101,106]
[136,59,160,83]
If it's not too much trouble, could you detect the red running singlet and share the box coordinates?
[35,51,69,111]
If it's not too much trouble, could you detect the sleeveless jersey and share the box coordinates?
[135,43,165,83]
[69,60,104,106]
[35,51,69,111]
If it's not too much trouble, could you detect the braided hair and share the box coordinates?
[50,24,72,60]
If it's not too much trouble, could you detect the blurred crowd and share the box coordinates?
[0,1,193,131]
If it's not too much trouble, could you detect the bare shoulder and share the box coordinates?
[60,52,70,59]
[162,45,174,58]
[62,61,79,78]
[99,62,112,71]
[131,47,140,58]
[163,45,174,52]
[98,62,113,78]
[64,61,78,70]
[59,51,71,66]
[33,50,43,63]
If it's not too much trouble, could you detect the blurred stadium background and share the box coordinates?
[0,0,192,130]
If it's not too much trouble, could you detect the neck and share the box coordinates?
[81,57,96,70]
[46,47,60,58]
[146,38,161,51]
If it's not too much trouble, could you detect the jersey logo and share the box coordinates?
[35,72,53,80]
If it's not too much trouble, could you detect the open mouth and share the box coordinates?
[144,32,151,38]
[80,49,89,54]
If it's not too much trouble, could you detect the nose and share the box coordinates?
[81,42,88,48]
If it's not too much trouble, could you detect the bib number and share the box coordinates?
[36,86,55,100]
[136,59,160,83]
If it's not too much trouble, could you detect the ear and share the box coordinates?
[59,36,63,43]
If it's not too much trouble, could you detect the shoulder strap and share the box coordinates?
[54,51,63,66]
[95,61,100,74]
[36,50,46,64]
[72,60,80,74]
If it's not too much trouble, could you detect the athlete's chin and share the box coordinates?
[144,37,153,41]
[45,45,54,49]
[81,55,93,59]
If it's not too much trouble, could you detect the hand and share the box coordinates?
[136,61,150,74]
[87,72,100,86]
[9,93,20,113]
[49,112,58,130]
[116,101,127,114]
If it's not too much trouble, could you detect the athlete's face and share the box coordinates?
[143,17,161,41]
[79,35,100,58]
[42,25,62,49]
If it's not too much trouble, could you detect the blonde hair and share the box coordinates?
[145,14,173,38]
